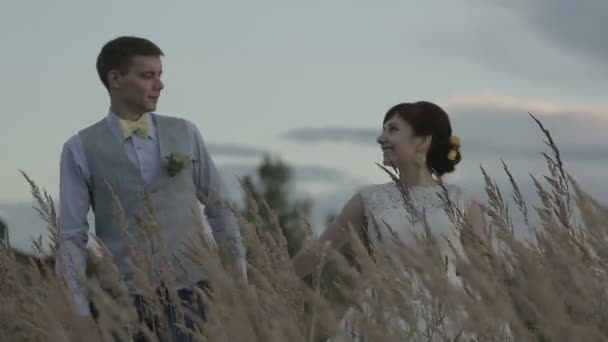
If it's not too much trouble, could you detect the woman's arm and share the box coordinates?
[461,200,490,260]
[292,193,366,278]
[468,201,489,242]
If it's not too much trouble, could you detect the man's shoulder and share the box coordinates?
[153,113,204,141]
[153,112,181,121]
[64,133,81,147]
[61,116,108,154]
[153,113,199,130]
[76,117,107,137]
[152,112,192,124]
[61,131,87,156]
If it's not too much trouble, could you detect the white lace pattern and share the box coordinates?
[359,181,469,261]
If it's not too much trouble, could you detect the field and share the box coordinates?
[2,116,608,342]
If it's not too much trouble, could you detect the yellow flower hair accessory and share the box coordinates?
[447,149,458,161]
[447,135,460,162]
[448,135,460,148]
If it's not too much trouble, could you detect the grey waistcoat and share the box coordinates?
[79,115,205,292]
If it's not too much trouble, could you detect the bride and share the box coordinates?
[292,101,489,341]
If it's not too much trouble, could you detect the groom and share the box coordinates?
[56,36,247,340]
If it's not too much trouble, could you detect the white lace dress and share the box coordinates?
[330,181,474,341]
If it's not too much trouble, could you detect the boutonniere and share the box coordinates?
[165,153,192,177]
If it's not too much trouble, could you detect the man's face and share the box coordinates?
[108,55,164,114]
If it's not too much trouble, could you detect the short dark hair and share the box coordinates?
[96,36,164,89]
[383,101,461,176]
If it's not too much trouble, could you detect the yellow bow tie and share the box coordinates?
[119,117,151,139]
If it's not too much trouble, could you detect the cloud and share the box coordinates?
[218,163,359,184]
[206,142,268,158]
[445,98,608,163]
[444,91,608,119]
[283,127,378,145]
[414,1,608,85]
[296,165,358,183]
[488,0,608,63]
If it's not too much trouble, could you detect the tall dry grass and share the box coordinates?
[2,114,608,341]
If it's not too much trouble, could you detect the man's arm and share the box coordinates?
[55,135,93,316]
[188,122,247,278]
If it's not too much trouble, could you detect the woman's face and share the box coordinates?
[377,114,429,169]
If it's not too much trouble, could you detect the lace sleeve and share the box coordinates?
[358,184,379,214]
[356,185,382,256]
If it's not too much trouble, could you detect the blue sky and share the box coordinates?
[2,0,608,252]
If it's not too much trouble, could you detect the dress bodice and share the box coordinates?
[358,181,473,283]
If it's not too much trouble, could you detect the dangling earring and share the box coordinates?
[415,152,426,166]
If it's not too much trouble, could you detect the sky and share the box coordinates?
[2,0,608,252]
